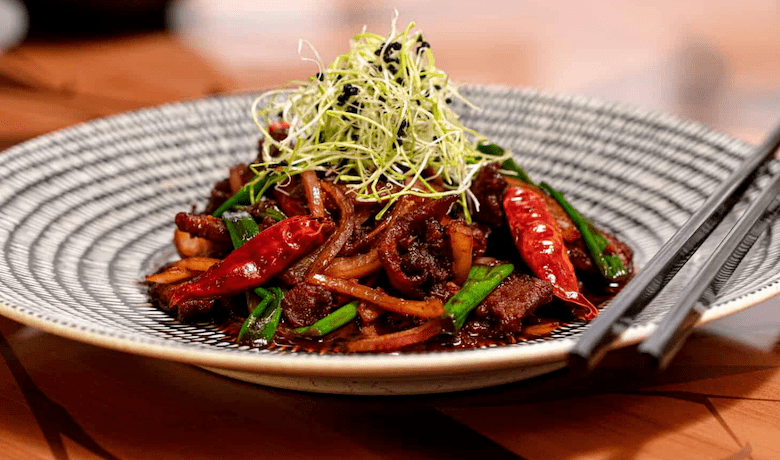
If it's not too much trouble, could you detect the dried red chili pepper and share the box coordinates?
[170,215,334,305]
[503,186,598,320]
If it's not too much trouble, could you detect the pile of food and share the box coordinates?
[145,21,634,352]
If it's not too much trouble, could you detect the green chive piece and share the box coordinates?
[258,207,287,222]
[213,186,251,217]
[444,263,514,330]
[223,208,284,346]
[222,212,260,249]
[251,287,284,345]
[476,143,505,157]
[539,182,628,281]
[237,292,275,343]
[292,300,359,337]
[237,287,284,346]
[477,143,535,185]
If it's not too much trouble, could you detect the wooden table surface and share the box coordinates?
[2,3,780,459]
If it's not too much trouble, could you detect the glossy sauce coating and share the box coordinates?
[170,215,333,305]
[503,186,597,320]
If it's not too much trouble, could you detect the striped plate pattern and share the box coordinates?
[0,86,774,393]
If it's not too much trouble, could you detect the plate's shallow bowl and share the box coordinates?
[0,86,775,395]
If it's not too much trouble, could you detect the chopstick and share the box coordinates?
[568,120,780,373]
[638,165,780,369]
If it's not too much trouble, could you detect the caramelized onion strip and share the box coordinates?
[146,267,197,284]
[346,317,449,352]
[173,257,221,272]
[446,221,473,285]
[173,229,218,258]
[308,274,445,318]
[229,165,245,194]
[306,182,355,276]
[301,170,326,218]
[324,249,382,279]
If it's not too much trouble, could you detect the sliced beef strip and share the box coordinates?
[480,273,554,333]
[282,282,336,328]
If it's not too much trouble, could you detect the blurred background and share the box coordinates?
[1,0,779,144]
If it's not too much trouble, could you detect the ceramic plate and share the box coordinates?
[0,86,775,395]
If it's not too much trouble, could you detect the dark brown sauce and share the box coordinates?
[216,313,569,354]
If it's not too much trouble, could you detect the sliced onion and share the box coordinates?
[229,164,245,194]
[346,317,448,352]
[446,220,473,285]
[306,182,355,276]
[324,249,382,279]
[301,170,326,218]
[172,257,220,272]
[146,266,197,284]
[173,229,219,258]
[308,274,444,318]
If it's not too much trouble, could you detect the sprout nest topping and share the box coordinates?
[250,19,511,220]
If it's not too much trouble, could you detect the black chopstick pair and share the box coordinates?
[569,120,780,373]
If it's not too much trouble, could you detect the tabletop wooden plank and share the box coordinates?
[4,312,779,460]
[0,33,233,145]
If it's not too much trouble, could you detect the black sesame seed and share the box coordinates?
[397,119,409,137]
[445,98,452,104]
[316,72,324,81]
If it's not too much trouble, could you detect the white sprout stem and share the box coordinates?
[247,16,514,216]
